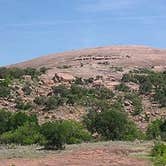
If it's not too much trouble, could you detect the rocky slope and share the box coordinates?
[2,45,166,130]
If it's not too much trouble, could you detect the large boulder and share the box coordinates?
[53,73,75,83]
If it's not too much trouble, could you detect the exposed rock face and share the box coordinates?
[53,73,75,83]
[9,45,166,88]
[10,45,166,69]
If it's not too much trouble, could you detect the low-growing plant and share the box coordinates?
[152,142,166,166]
[22,82,32,95]
[146,119,166,141]
[115,83,130,92]
[125,92,143,115]
[15,100,33,111]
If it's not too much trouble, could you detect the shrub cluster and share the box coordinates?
[0,67,47,80]
[115,83,130,92]
[34,84,114,111]
[121,70,166,107]
[124,92,143,115]
[0,79,11,98]
[0,109,91,149]
[152,142,166,166]
[146,119,166,141]
[83,105,143,141]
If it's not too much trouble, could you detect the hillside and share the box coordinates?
[0,45,165,130]
[0,45,166,165]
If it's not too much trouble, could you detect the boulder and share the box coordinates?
[53,73,75,83]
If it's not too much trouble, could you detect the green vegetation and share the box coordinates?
[125,92,143,115]
[121,70,166,107]
[0,110,37,134]
[34,84,114,111]
[0,109,91,150]
[115,83,130,92]
[40,120,91,149]
[146,119,166,141]
[15,99,33,111]
[0,122,45,145]
[84,105,143,141]
[0,67,47,80]
[152,142,166,166]
[22,82,32,95]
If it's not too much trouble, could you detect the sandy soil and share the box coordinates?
[0,142,152,166]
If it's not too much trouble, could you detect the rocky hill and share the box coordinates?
[1,45,166,130]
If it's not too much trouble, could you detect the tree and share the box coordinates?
[0,122,45,145]
[84,109,141,141]
[0,109,12,134]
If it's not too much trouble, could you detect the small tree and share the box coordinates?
[84,109,141,141]
[0,109,12,134]
[40,121,66,149]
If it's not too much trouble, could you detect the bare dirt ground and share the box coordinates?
[0,141,153,166]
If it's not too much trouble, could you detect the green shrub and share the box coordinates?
[147,119,166,141]
[122,70,166,107]
[40,120,92,149]
[146,119,163,140]
[154,86,166,107]
[15,100,33,111]
[24,68,40,79]
[22,82,32,95]
[152,142,166,166]
[34,96,47,106]
[40,121,67,149]
[115,83,130,92]
[125,93,143,115]
[84,109,141,141]
[8,112,38,131]
[0,85,10,98]
[52,85,69,97]
[61,120,92,144]
[139,79,152,94]
[0,122,45,145]
[45,96,64,110]
[0,109,12,134]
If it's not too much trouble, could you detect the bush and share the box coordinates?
[52,85,69,97]
[0,122,45,145]
[0,67,44,80]
[84,109,142,141]
[15,100,33,111]
[139,79,152,94]
[40,121,67,149]
[0,109,12,134]
[45,96,64,110]
[125,93,143,115]
[152,142,166,166]
[0,85,10,98]
[146,119,166,141]
[40,120,92,149]
[61,120,92,144]
[22,82,32,95]
[1,110,37,134]
[115,83,130,92]
[8,112,38,131]
[34,96,47,106]
[154,86,166,107]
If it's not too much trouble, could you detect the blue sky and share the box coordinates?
[0,0,166,66]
